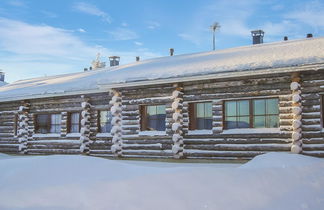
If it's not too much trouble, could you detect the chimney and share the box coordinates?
[284,36,288,41]
[169,48,174,56]
[136,56,140,62]
[109,56,120,67]
[306,33,313,38]
[84,68,88,72]
[251,30,264,44]
[0,71,4,82]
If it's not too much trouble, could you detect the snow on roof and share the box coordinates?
[0,81,7,87]
[0,37,324,102]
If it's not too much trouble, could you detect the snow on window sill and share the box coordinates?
[66,133,81,138]
[187,130,213,135]
[96,133,112,137]
[139,131,167,136]
[221,128,280,134]
[33,133,60,138]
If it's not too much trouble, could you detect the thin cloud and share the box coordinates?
[0,18,159,82]
[78,28,86,33]
[7,0,26,7]
[109,28,138,40]
[73,2,112,23]
[134,41,143,46]
[146,21,160,30]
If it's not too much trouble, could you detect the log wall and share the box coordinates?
[0,69,323,160]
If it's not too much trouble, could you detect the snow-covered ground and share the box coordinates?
[0,152,323,210]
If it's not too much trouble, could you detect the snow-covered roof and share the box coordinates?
[0,37,324,102]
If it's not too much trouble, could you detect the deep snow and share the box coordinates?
[0,152,323,210]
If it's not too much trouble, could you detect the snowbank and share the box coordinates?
[0,152,323,210]
[0,37,324,102]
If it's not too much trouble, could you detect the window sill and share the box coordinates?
[139,131,167,136]
[221,128,280,134]
[33,133,60,138]
[187,130,213,135]
[96,133,112,137]
[66,133,81,138]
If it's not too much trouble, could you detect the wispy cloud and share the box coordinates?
[0,18,159,82]
[77,28,86,33]
[41,10,58,18]
[109,28,138,40]
[146,21,160,30]
[73,2,112,23]
[7,0,26,7]
[134,41,143,46]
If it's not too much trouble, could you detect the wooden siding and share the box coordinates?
[0,69,323,160]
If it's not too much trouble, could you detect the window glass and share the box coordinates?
[50,114,61,133]
[99,111,113,133]
[191,102,212,130]
[36,114,49,134]
[70,112,80,133]
[225,98,279,129]
[145,105,166,131]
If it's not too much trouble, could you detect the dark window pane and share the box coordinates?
[204,103,212,118]
[37,114,49,134]
[238,116,249,128]
[267,99,279,115]
[254,116,265,128]
[238,100,249,116]
[225,117,237,129]
[254,99,266,115]
[225,101,236,116]
[145,105,166,131]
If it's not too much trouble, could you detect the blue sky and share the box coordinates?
[0,0,323,83]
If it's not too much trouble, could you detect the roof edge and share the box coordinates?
[0,63,323,103]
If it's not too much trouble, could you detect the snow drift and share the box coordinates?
[0,152,323,210]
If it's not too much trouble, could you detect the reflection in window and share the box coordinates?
[99,111,113,133]
[36,114,61,134]
[141,105,166,131]
[189,102,212,130]
[69,112,80,133]
[225,98,279,129]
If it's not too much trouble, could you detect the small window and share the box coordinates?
[224,98,279,129]
[98,111,113,133]
[68,112,80,133]
[141,105,166,131]
[35,114,61,134]
[189,102,212,130]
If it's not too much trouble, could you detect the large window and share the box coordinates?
[140,105,166,131]
[68,112,80,133]
[189,102,212,130]
[35,114,62,134]
[224,98,279,129]
[98,110,113,133]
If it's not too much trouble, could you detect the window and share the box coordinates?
[68,112,80,133]
[98,111,113,133]
[189,102,212,130]
[140,105,166,131]
[35,114,61,134]
[224,98,279,129]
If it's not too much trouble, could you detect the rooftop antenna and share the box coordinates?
[210,22,221,51]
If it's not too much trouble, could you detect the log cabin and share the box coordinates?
[0,34,324,160]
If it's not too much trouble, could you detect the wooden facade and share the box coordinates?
[1,67,324,160]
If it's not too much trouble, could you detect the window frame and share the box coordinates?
[97,110,113,133]
[140,104,166,131]
[34,113,62,134]
[67,112,81,133]
[188,101,213,130]
[223,98,279,130]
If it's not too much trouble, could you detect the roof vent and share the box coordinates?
[109,56,120,67]
[251,30,264,44]
[306,33,313,38]
[284,36,288,41]
[136,56,140,62]
[169,48,174,56]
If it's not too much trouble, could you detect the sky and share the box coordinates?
[0,0,323,83]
